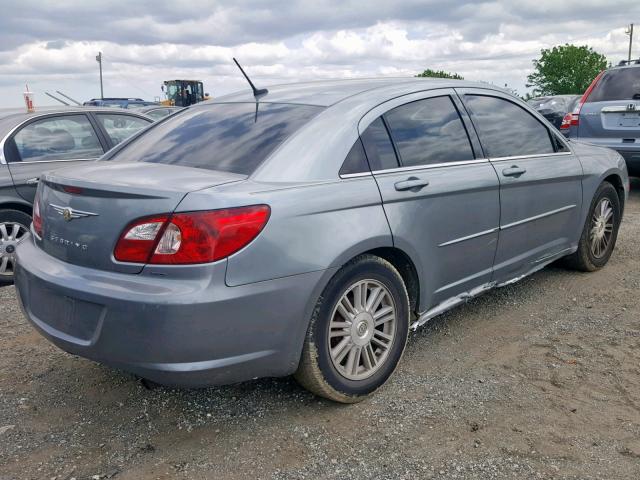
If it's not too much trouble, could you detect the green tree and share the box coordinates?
[526,44,607,95]
[416,68,464,80]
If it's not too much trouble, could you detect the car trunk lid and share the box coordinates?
[36,162,246,273]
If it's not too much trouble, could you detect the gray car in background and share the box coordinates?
[0,107,152,283]
[14,79,628,403]
[563,60,640,175]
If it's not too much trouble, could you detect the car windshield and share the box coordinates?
[111,102,324,175]
[588,67,640,102]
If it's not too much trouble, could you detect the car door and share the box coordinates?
[361,90,501,310]
[92,112,152,148]
[4,113,107,203]
[458,88,583,283]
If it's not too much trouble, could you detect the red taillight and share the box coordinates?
[114,205,270,265]
[33,192,43,237]
[565,70,605,130]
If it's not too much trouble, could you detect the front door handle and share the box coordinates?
[502,166,526,177]
[25,177,39,186]
[394,176,430,191]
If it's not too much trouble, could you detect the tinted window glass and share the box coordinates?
[589,68,640,102]
[339,139,370,175]
[112,103,323,175]
[384,96,474,167]
[464,95,555,157]
[95,114,151,145]
[12,115,104,162]
[360,118,399,171]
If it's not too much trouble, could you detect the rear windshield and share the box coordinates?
[588,68,640,102]
[111,102,324,175]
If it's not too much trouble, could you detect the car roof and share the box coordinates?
[0,106,151,138]
[208,77,497,107]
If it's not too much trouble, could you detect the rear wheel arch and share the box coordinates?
[365,247,420,318]
[0,201,32,217]
[602,174,625,214]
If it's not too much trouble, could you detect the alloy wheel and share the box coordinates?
[328,279,397,381]
[589,197,614,259]
[0,222,29,278]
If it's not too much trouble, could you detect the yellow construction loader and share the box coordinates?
[161,80,210,107]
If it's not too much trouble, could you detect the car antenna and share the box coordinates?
[233,57,268,101]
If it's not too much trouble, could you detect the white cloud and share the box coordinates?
[0,1,639,107]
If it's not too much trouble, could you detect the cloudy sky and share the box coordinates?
[1,0,639,108]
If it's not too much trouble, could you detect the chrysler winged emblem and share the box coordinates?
[50,204,99,222]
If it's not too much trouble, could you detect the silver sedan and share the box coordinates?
[15,78,628,403]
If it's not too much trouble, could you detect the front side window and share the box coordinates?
[384,96,474,167]
[464,95,555,158]
[111,103,324,175]
[11,115,104,162]
[95,114,151,146]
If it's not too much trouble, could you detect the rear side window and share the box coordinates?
[384,96,474,167]
[95,114,151,146]
[588,68,640,102]
[464,95,555,158]
[339,139,370,176]
[360,118,399,171]
[11,115,104,162]
[112,103,323,175]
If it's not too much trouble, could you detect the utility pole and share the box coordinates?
[626,24,634,62]
[96,51,104,99]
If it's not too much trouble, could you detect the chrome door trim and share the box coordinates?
[489,152,572,162]
[371,158,489,176]
[438,227,498,247]
[500,204,576,230]
[339,171,373,179]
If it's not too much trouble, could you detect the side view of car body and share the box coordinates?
[0,107,153,283]
[563,60,640,175]
[15,79,628,403]
[528,94,580,129]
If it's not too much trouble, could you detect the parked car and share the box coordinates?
[562,59,640,175]
[528,95,581,129]
[15,79,628,403]
[137,105,184,121]
[83,98,159,108]
[0,107,153,284]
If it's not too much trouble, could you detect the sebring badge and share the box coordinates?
[50,204,99,222]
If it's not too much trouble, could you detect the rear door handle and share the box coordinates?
[394,177,429,191]
[25,177,39,186]
[501,166,526,177]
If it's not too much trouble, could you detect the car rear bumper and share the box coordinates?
[15,237,329,386]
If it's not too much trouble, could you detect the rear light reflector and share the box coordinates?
[33,191,43,238]
[566,70,605,130]
[114,205,270,265]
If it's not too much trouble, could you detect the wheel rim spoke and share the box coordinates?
[328,278,398,381]
[589,198,615,259]
[0,221,28,277]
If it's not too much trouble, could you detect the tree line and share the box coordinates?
[416,44,609,98]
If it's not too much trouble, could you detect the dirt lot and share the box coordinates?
[1,182,640,480]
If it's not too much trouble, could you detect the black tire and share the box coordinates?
[0,209,32,286]
[563,182,621,272]
[294,254,410,403]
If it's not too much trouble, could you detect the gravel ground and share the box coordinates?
[2,181,640,480]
